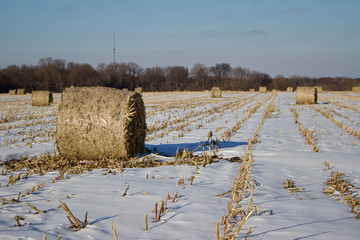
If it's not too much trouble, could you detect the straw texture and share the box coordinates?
[9,89,17,95]
[55,87,146,160]
[352,86,360,92]
[210,87,222,98]
[296,87,317,104]
[17,89,25,95]
[259,86,267,93]
[32,91,53,106]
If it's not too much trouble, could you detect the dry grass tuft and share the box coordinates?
[59,199,88,231]
[14,215,25,227]
[283,179,305,194]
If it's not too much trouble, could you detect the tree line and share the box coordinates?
[0,57,358,93]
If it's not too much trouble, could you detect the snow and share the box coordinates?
[0,91,359,239]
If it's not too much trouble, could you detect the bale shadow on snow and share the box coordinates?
[145,141,247,157]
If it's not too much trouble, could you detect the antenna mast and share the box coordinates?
[113,33,116,64]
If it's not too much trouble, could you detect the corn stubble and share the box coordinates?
[323,162,360,219]
[216,94,276,239]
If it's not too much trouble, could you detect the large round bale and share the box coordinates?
[296,87,317,104]
[210,87,222,98]
[352,86,360,92]
[32,91,53,106]
[17,89,25,95]
[55,87,146,160]
[9,89,17,95]
[259,86,267,93]
[249,88,255,92]
[287,87,294,92]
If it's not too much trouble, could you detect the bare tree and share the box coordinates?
[165,66,189,91]
[126,62,143,90]
[143,66,166,92]
[67,62,99,87]
[232,67,251,90]
[37,58,67,92]
[209,63,231,89]
[190,63,209,90]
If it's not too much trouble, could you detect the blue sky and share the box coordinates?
[1,0,359,77]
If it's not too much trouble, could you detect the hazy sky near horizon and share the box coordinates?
[1,0,359,77]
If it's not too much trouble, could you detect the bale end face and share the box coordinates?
[32,91,53,106]
[17,89,25,95]
[352,86,360,92]
[9,89,17,95]
[259,86,267,93]
[210,87,222,98]
[296,87,317,104]
[55,87,146,160]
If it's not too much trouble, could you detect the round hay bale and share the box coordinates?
[210,87,222,98]
[315,86,322,93]
[352,86,360,92]
[296,87,317,104]
[17,89,25,95]
[9,89,17,95]
[287,87,293,92]
[259,86,267,93]
[55,87,146,160]
[32,91,53,106]
[135,87,143,93]
[249,88,255,92]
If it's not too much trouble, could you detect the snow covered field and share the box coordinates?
[0,91,359,239]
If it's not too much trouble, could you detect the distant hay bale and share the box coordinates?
[55,87,146,160]
[249,89,255,92]
[259,86,267,93]
[315,86,322,93]
[122,88,128,91]
[287,87,293,92]
[210,87,222,98]
[32,91,53,106]
[272,89,277,92]
[296,87,317,105]
[352,86,360,92]
[135,87,143,93]
[9,89,17,95]
[17,89,25,95]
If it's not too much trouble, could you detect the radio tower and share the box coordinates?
[113,33,116,64]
